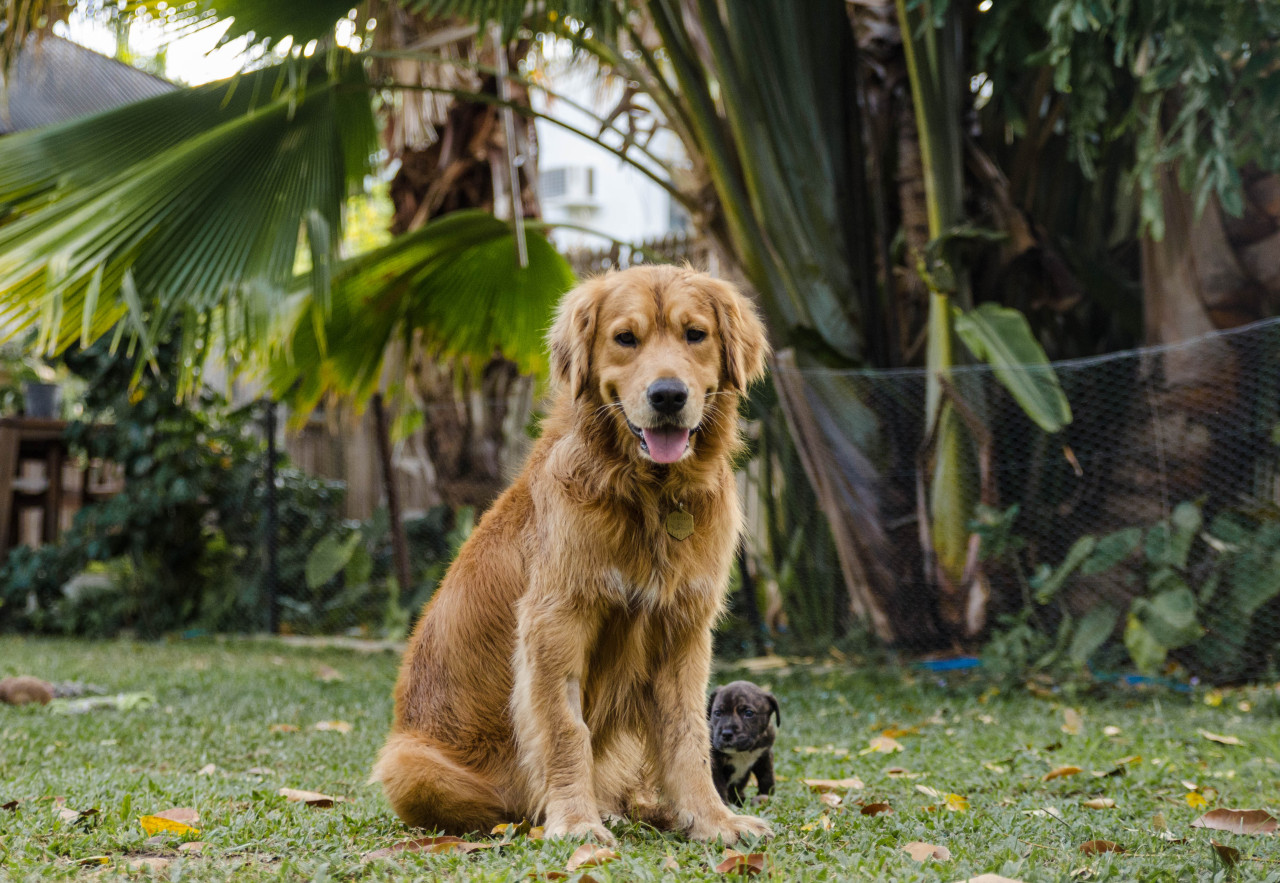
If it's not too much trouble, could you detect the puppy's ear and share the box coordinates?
[706,687,721,720]
[707,278,769,391]
[765,691,780,726]
[547,278,601,399]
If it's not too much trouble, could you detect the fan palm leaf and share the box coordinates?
[270,209,575,414]
[0,53,377,389]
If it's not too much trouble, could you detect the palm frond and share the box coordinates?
[0,53,378,390]
[402,0,629,40]
[270,209,575,414]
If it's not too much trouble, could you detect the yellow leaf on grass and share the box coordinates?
[1186,792,1208,808]
[139,807,200,837]
[1198,729,1243,746]
[945,793,969,812]
[881,725,919,739]
[903,841,952,862]
[1042,765,1083,781]
[803,777,865,793]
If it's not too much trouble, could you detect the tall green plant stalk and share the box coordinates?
[898,0,987,634]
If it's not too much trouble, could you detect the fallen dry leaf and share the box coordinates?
[138,807,200,837]
[1080,840,1124,855]
[278,787,347,807]
[1191,808,1278,835]
[661,855,680,872]
[1103,725,1122,736]
[818,793,842,808]
[1082,798,1116,810]
[197,763,217,776]
[948,876,1027,883]
[882,725,919,738]
[2,800,18,811]
[1211,839,1240,867]
[315,665,344,682]
[566,844,620,871]
[903,841,952,862]
[1062,708,1084,735]
[861,802,894,816]
[885,767,912,777]
[714,850,768,875]
[362,835,499,861]
[313,720,352,734]
[861,735,903,755]
[126,858,172,873]
[177,842,205,855]
[802,777,864,793]
[915,785,944,799]
[268,724,298,733]
[1043,765,1083,781]
[1197,729,1243,746]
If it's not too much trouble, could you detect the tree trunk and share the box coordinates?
[372,393,413,595]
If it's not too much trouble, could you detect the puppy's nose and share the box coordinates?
[647,378,688,415]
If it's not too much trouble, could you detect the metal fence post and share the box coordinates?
[264,399,279,634]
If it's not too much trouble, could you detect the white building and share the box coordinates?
[533,65,690,250]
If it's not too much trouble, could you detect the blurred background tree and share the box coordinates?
[0,0,1277,651]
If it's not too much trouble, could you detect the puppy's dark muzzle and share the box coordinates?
[713,730,755,752]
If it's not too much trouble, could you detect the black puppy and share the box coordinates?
[707,680,779,805]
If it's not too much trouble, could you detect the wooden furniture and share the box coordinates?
[0,417,121,561]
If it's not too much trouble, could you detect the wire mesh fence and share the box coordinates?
[2,318,1280,684]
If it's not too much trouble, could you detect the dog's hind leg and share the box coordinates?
[371,731,508,834]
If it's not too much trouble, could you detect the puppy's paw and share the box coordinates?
[686,809,773,843]
[543,817,616,845]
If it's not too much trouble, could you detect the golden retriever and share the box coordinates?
[372,265,771,844]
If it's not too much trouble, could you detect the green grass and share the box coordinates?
[2,637,1279,881]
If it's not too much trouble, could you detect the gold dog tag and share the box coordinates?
[666,508,694,541]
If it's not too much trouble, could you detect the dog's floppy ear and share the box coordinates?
[548,277,602,399]
[706,687,721,720]
[765,691,780,726]
[707,278,769,391]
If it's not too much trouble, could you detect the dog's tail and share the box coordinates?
[371,731,508,834]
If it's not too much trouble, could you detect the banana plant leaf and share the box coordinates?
[269,210,575,414]
[0,53,377,390]
[954,302,1073,433]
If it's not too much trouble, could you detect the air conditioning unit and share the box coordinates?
[541,166,597,208]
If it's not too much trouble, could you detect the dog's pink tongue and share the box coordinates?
[642,426,690,464]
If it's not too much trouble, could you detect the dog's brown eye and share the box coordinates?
[615,331,637,347]
[685,328,707,343]
[742,708,755,717]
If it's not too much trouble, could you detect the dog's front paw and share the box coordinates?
[543,816,616,845]
[686,809,773,843]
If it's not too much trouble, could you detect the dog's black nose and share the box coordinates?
[647,378,688,415]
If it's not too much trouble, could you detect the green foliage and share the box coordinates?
[270,210,575,415]
[953,303,1073,433]
[985,501,1280,684]
[974,0,1280,238]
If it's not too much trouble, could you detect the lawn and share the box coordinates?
[2,637,1278,881]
